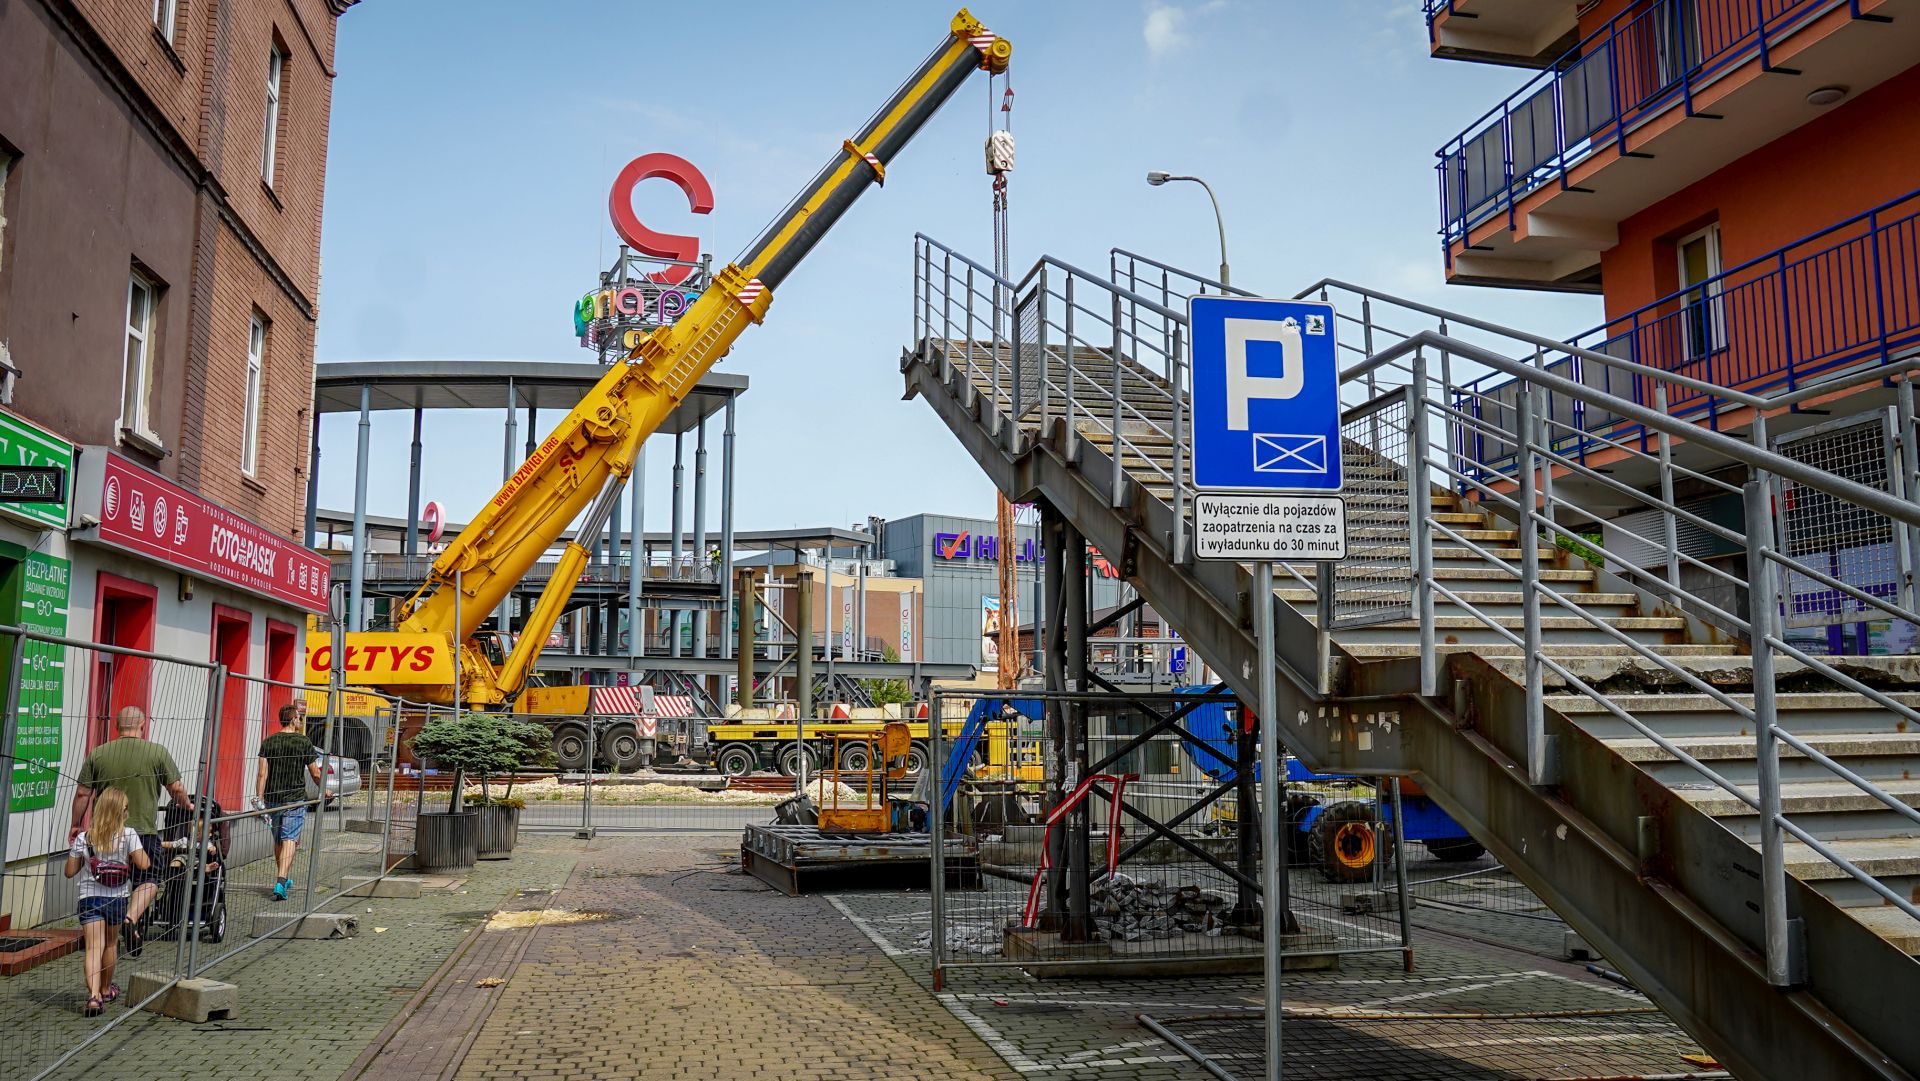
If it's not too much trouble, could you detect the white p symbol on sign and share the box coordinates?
[1224,317,1304,430]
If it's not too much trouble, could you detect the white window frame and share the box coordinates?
[1676,223,1726,360]
[122,272,158,440]
[242,314,265,476]
[261,48,284,185]
[152,0,178,45]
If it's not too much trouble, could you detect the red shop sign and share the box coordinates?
[97,454,330,613]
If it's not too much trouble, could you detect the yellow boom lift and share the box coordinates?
[339,12,1012,718]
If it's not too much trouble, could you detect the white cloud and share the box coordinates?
[1143,4,1188,58]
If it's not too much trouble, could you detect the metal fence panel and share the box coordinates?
[927,690,1410,983]
[1774,411,1905,630]
[1330,391,1416,630]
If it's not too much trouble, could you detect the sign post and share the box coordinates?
[1188,295,1346,1081]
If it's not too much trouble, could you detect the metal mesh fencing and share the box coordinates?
[1391,838,1571,962]
[1140,1006,1710,1081]
[0,634,215,1081]
[1013,287,1045,420]
[1330,390,1416,629]
[0,629,423,1081]
[928,690,1411,982]
[1774,412,1911,630]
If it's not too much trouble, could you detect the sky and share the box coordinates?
[312,1,1603,539]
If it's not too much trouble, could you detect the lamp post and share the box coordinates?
[1146,171,1230,288]
[1149,167,1280,1081]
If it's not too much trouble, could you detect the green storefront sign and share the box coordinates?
[6,548,69,812]
[0,411,74,812]
[0,411,71,529]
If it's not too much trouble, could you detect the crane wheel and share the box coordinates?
[602,724,646,772]
[904,741,930,777]
[1308,800,1393,884]
[715,744,758,777]
[838,743,872,773]
[1423,838,1487,862]
[552,725,591,772]
[777,744,818,778]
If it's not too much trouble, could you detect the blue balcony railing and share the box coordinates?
[1455,186,1920,471]
[1436,0,1851,254]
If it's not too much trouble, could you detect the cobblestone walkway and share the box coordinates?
[43,838,579,1081]
[441,835,1021,1081]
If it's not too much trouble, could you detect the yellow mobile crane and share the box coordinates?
[338,12,1011,717]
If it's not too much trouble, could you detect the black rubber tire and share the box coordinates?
[552,725,591,772]
[602,724,646,772]
[203,902,227,944]
[715,744,758,777]
[777,744,818,778]
[904,741,930,777]
[1284,793,1320,865]
[838,742,872,773]
[1423,837,1487,863]
[1307,800,1392,883]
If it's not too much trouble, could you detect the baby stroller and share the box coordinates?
[153,795,232,943]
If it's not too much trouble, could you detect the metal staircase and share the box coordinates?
[905,235,1920,1079]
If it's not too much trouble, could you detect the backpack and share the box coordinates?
[86,838,132,889]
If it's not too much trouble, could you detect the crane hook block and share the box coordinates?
[985,130,1015,176]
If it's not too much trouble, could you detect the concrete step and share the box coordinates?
[1549,684,1920,739]
[1346,642,1741,660]
[1606,728,1920,786]
[1837,903,1920,956]
[1674,783,1920,848]
[1327,614,1687,648]
[1283,588,1636,609]
[1778,837,1920,912]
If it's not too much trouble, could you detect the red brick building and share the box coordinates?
[0,0,351,823]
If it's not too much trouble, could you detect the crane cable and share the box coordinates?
[989,70,1020,687]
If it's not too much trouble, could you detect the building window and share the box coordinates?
[1677,224,1725,362]
[261,47,284,185]
[243,313,266,475]
[152,0,178,45]
[122,270,159,440]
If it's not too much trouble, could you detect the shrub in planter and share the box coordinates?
[409,714,532,869]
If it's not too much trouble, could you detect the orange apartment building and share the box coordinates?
[1426,0,1920,654]
[0,0,353,823]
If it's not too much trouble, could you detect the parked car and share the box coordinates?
[305,753,362,807]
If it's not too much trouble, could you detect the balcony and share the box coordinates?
[1456,186,1920,465]
[1436,0,1917,291]
[1425,0,1580,67]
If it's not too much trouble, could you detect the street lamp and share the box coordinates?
[1145,170,1230,288]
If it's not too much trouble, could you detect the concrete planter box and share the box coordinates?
[414,811,479,871]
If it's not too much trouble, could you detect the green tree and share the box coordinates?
[410,713,552,813]
[862,643,914,706]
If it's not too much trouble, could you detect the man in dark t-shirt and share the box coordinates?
[255,702,321,901]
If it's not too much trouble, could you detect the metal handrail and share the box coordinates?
[1434,0,1845,244]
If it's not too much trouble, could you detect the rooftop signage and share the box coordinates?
[932,531,1119,579]
[578,153,715,356]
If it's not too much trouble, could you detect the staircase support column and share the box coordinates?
[1041,502,1069,928]
[1744,449,1802,987]
[1062,517,1092,944]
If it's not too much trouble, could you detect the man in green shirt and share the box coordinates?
[256,701,321,901]
[70,706,192,957]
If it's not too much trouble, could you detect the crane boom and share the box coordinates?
[367,10,1010,706]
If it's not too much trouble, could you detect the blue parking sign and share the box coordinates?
[1189,296,1342,492]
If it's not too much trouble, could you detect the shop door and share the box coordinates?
[92,574,157,751]
[211,607,251,808]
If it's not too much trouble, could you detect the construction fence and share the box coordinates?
[0,627,411,1081]
[926,689,1415,982]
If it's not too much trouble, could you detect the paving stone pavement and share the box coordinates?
[446,835,1023,1081]
[38,837,580,1081]
[831,889,1710,1080]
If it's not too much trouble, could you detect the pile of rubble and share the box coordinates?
[1090,873,1244,941]
[916,922,1003,956]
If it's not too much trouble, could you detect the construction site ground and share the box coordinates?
[37,833,1717,1081]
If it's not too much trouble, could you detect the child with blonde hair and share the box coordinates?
[64,786,150,1016]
